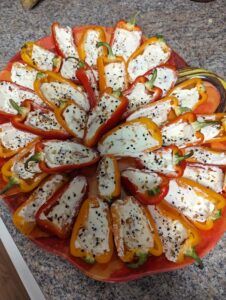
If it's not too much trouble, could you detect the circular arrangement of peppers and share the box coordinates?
[0,18,226,282]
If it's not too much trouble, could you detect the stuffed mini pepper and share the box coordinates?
[111,196,162,268]
[70,197,113,264]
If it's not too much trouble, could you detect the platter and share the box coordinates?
[0,22,225,282]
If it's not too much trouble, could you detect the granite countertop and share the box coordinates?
[0,0,225,299]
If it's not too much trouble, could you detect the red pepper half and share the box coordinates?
[122,168,169,205]
[76,61,98,108]
[110,16,142,61]
[84,88,128,147]
[144,64,177,97]
[51,22,79,59]
[24,139,100,173]
[137,145,194,178]
[123,69,162,115]
[36,175,87,239]
[10,99,70,139]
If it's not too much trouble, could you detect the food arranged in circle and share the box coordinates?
[0,16,225,282]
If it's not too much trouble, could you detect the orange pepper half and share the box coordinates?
[70,197,113,264]
[111,196,162,268]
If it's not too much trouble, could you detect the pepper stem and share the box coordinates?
[97,42,114,58]
[145,69,158,90]
[0,177,19,195]
[147,186,160,196]
[112,89,122,98]
[128,11,140,26]
[66,57,85,69]
[24,153,42,171]
[52,56,61,68]
[174,150,194,165]
[192,121,220,131]
[9,99,27,116]
[185,247,204,269]
[174,106,191,116]
[84,255,95,264]
[212,209,222,221]
[156,34,165,42]
[36,72,46,80]
[127,252,148,269]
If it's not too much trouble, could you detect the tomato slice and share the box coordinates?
[194,81,221,114]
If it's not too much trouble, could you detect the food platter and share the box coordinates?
[0,22,225,282]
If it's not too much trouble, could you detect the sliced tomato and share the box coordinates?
[194,81,221,114]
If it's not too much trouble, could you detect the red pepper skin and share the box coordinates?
[144,64,177,95]
[136,145,188,178]
[10,100,71,140]
[35,141,100,174]
[76,64,98,108]
[124,76,162,99]
[110,20,142,42]
[122,75,162,117]
[51,22,77,58]
[36,177,87,239]
[121,172,169,205]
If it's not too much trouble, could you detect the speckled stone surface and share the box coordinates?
[0,0,225,299]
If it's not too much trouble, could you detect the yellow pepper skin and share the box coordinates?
[0,139,47,195]
[21,42,62,72]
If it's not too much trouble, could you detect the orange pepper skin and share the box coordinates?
[111,196,162,264]
[21,42,62,72]
[196,113,226,144]
[11,99,70,140]
[168,78,207,111]
[78,26,107,67]
[53,100,85,140]
[151,200,201,264]
[97,55,129,93]
[70,197,113,264]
